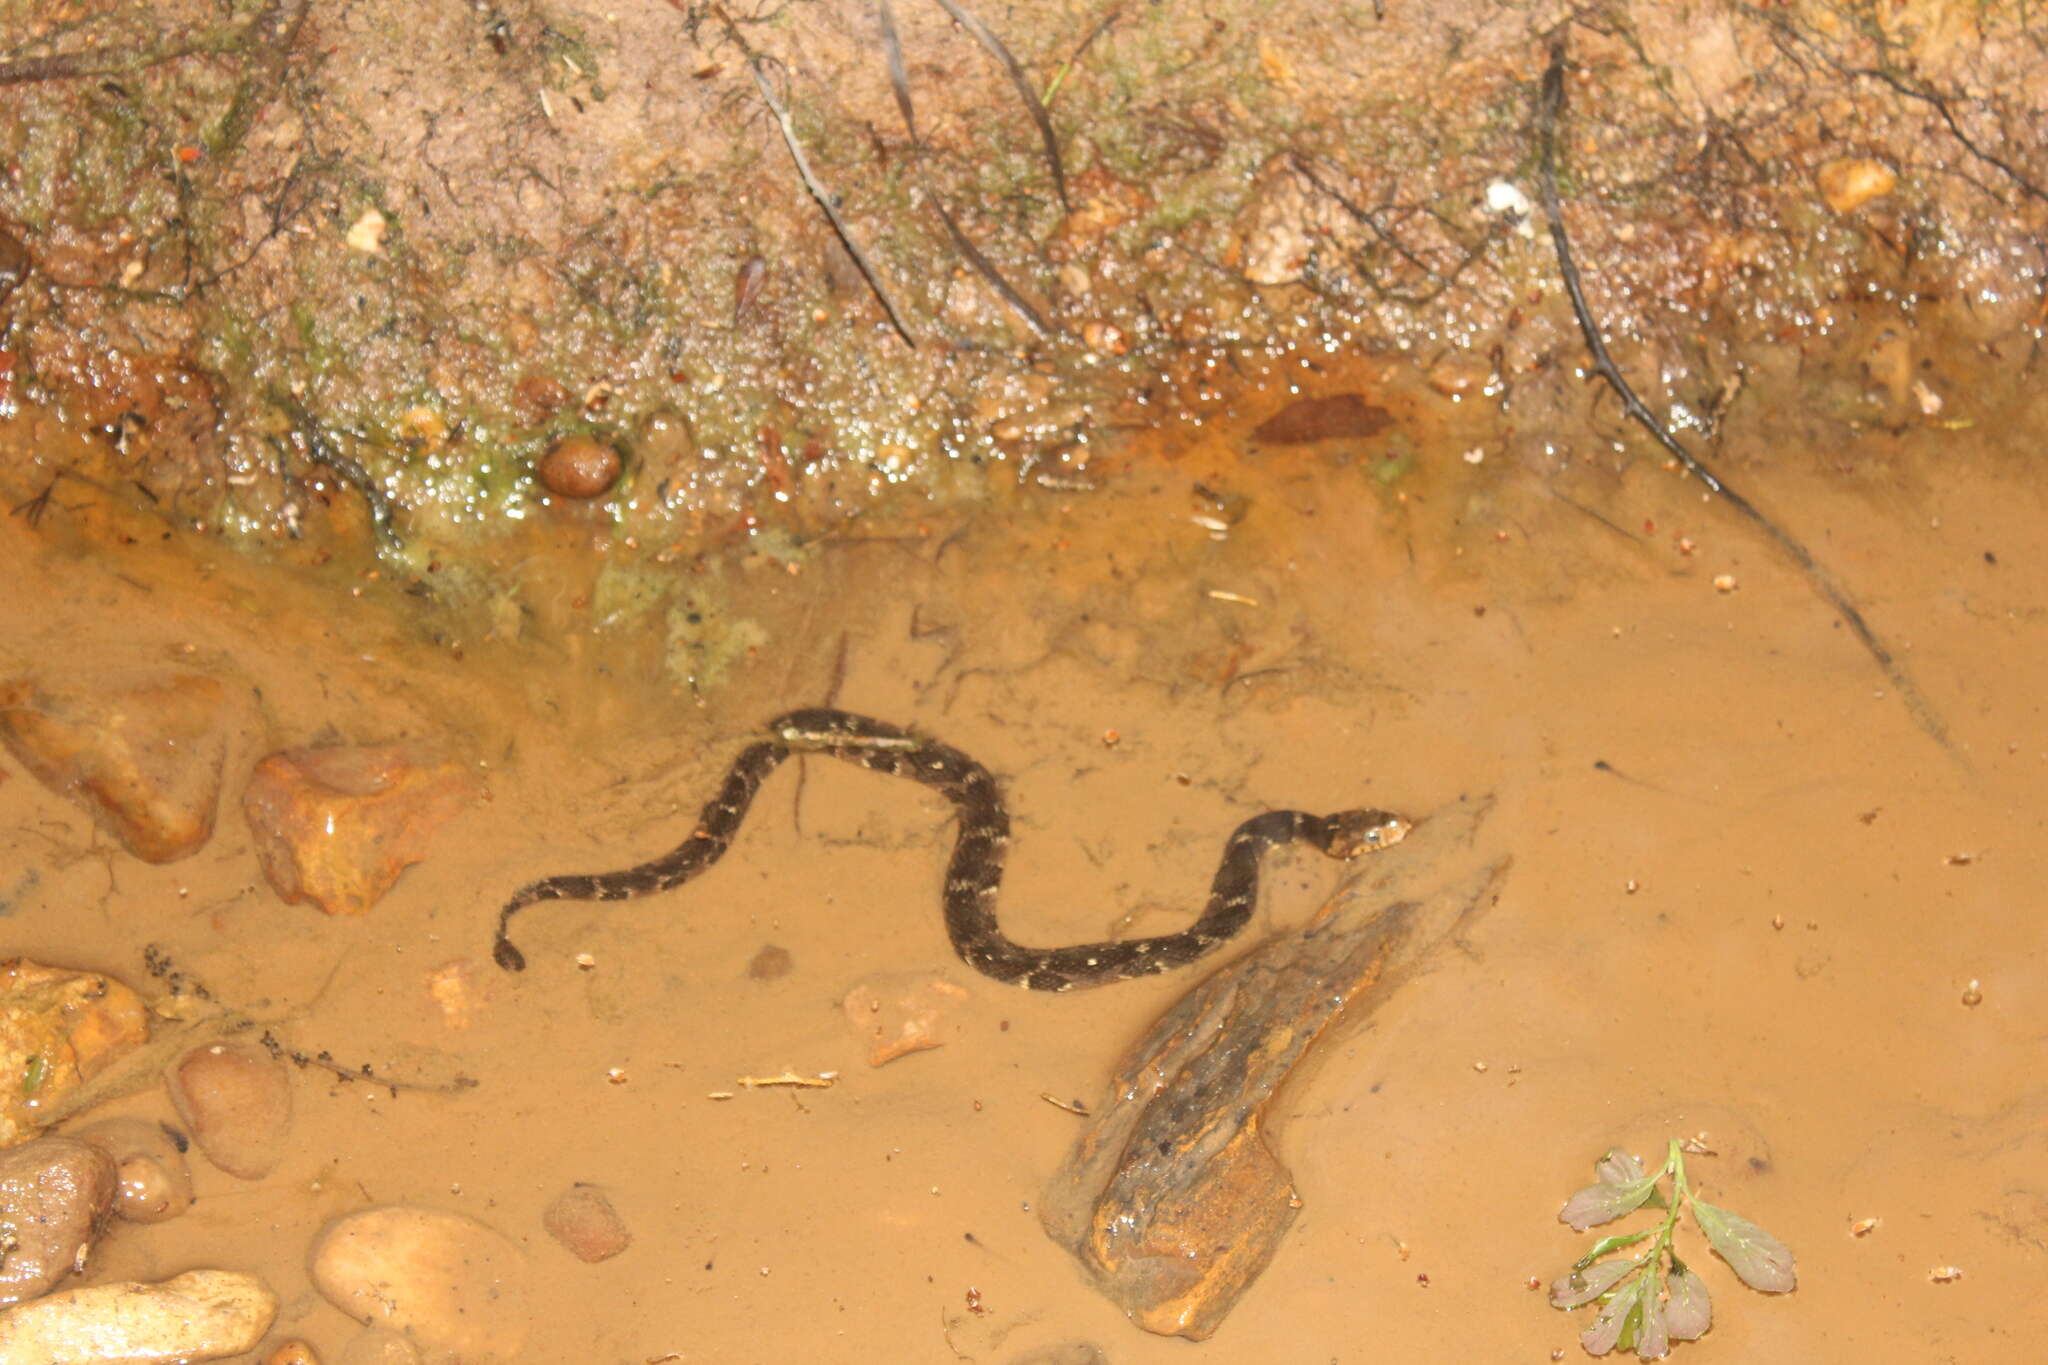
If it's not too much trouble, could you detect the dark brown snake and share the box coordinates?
[492,708,1412,992]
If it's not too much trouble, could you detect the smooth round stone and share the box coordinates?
[309,1205,530,1361]
[75,1117,195,1223]
[164,1039,293,1180]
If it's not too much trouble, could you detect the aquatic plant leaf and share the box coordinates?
[1663,1260,1713,1340]
[1633,1279,1670,1360]
[1550,1255,1638,1309]
[1595,1149,1650,1185]
[1576,1229,1652,1268]
[1692,1199,1796,1293]
[1580,1272,1648,1356]
[1561,1153,1662,1231]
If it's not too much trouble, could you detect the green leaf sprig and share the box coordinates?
[1549,1139,1795,1359]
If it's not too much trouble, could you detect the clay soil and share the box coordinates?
[3,333,2046,1362]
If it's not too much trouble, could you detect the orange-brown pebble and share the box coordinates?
[537,435,622,498]
[542,1183,631,1263]
[266,1340,323,1365]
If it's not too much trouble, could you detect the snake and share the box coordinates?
[491,708,1412,992]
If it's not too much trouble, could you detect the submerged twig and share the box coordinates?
[750,58,917,348]
[8,471,69,527]
[931,0,1071,214]
[1534,37,1954,756]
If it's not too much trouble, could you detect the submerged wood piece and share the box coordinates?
[1039,799,1506,1340]
[1248,392,1393,445]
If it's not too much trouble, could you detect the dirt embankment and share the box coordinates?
[0,0,2042,586]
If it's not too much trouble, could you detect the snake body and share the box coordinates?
[492,708,1410,992]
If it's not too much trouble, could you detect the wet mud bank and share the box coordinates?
[2,0,2045,587]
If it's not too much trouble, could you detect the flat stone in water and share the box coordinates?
[0,1268,276,1363]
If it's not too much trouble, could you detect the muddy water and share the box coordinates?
[2,346,2045,1364]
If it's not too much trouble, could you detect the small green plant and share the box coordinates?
[1549,1139,1795,1359]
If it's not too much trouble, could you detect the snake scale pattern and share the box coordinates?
[492,708,1411,992]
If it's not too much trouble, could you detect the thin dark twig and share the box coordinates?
[879,2,1053,338]
[750,58,917,348]
[931,0,1070,213]
[878,0,917,142]
[276,393,400,545]
[1535,37,1954,756]
[928,198,1051,338]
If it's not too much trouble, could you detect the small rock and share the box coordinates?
[1232,159,1350,286]
[1080,321,1126,357]
[0,960,150,1146]
[536,435,622,498]
[336,1327,420,1365]
[309,1205,530,1361]
[0,673,237,863]
[74,1118,194,1224]
[1816,157,1897,215]
[263,1340,322,1365]
[345,207,387,256]
[840,973,970,1067]
[165,1040,292,1180]
[745,944,792,981]
[542,1184,631,1263]
[0,1268,277,1363]
[242,743,483,916]
[396,407,448,450]
[424,960,481,1031]
[0,1136,118,1306]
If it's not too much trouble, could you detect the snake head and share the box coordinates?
[1326,809,1414,858]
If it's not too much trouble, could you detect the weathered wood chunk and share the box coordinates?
[1039,799,1506,1339]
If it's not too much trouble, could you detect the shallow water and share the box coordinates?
[3,339,2045,1363]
